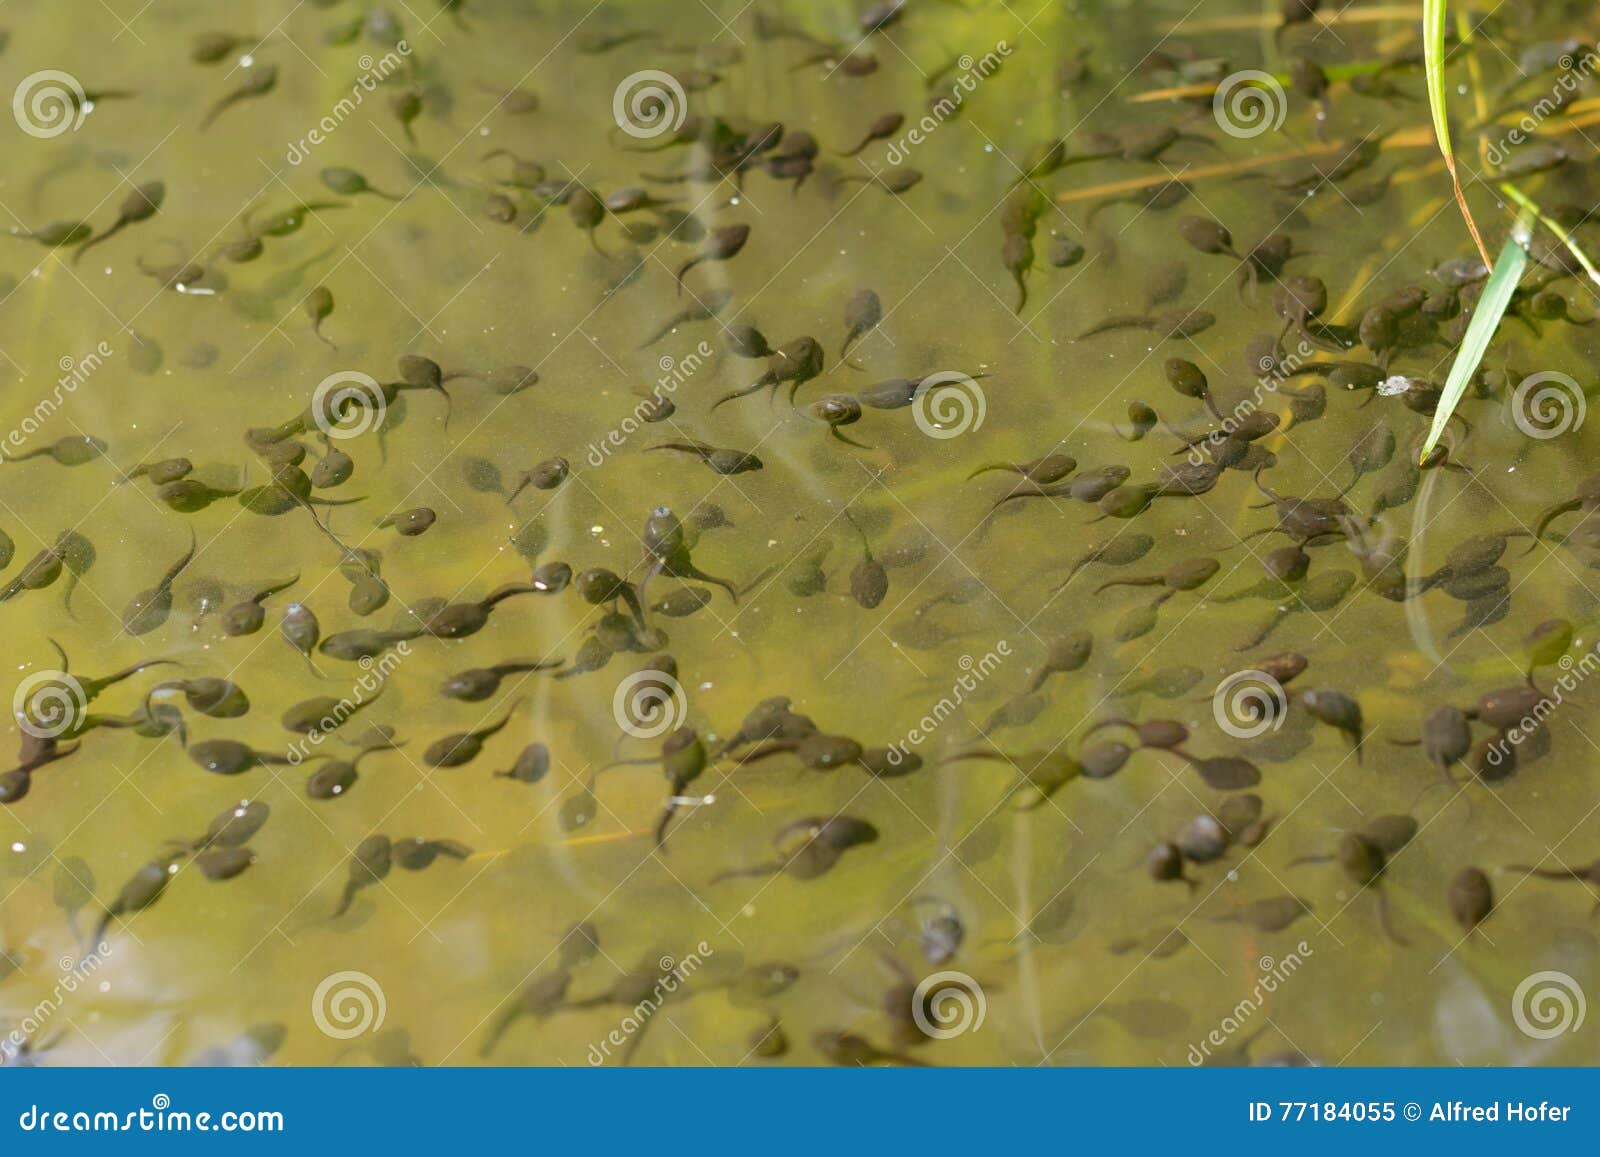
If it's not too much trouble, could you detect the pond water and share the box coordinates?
[1,0,1599,1066]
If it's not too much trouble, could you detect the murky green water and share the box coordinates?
[2,0,1599,1067]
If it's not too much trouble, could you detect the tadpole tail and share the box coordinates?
[1528,498,1581,553]
[1373,888,1410,947]
[1508,864,1584,881]
[673,255,704,296]
[709,860,782,884]
[1076,315,1145,339]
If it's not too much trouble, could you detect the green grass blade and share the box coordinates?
[1419,216,1531,461]
[1422,0,1451,158]
[1422,0,1492,265]
[1499,181,1600,289]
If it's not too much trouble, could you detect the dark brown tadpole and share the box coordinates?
[1176,215,1239,261]
[280,602,323,676]
[843,510,887,609]
[838,113,902,157]
[191,31,255,64]
[3,434,107,468]
[675,224,749,295]
[970,452,1077,488]
[835,166,922,195]
[637,506,738,604]
[1298,688,1365,761]
[1077,306,1215,341]
[640,728,709,849]
[710,336,824,410]
[809,393,872,448]
[7,220,94,248]
[90,861,173,945]
[200,63,277,129]
[333,835,391,918]
[187,738,297,775]
[167,799,271,856]
[75,181,165,264]
[645,441,762,474]
[839,288,882,357]
[320,166,402,201]
[35,639,175,710]
[303,286,337,349]
[220,574,299,636]
[122,527,197,636]
[1273,274,1343,350]
[1235,569,1356,651]
[1295,830,1410,945]
[1397,704,1474,809]
[422,699,524,768]
[423,583,541,639]
[440,658,562,702]
[1146,842,1198,892]
[1524,618,1574,685]
[637,288,731,348]
[149,676,249,720]
[0,544,66,602]
[1086,177,1190,224]
[575,567,650,632]
[1448,867,1493,932]
[1245,465,1352,545]
[126,457,193,486]
[1001,232,1032,314]
[479,968,573,1059]
[711,814,879,884]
